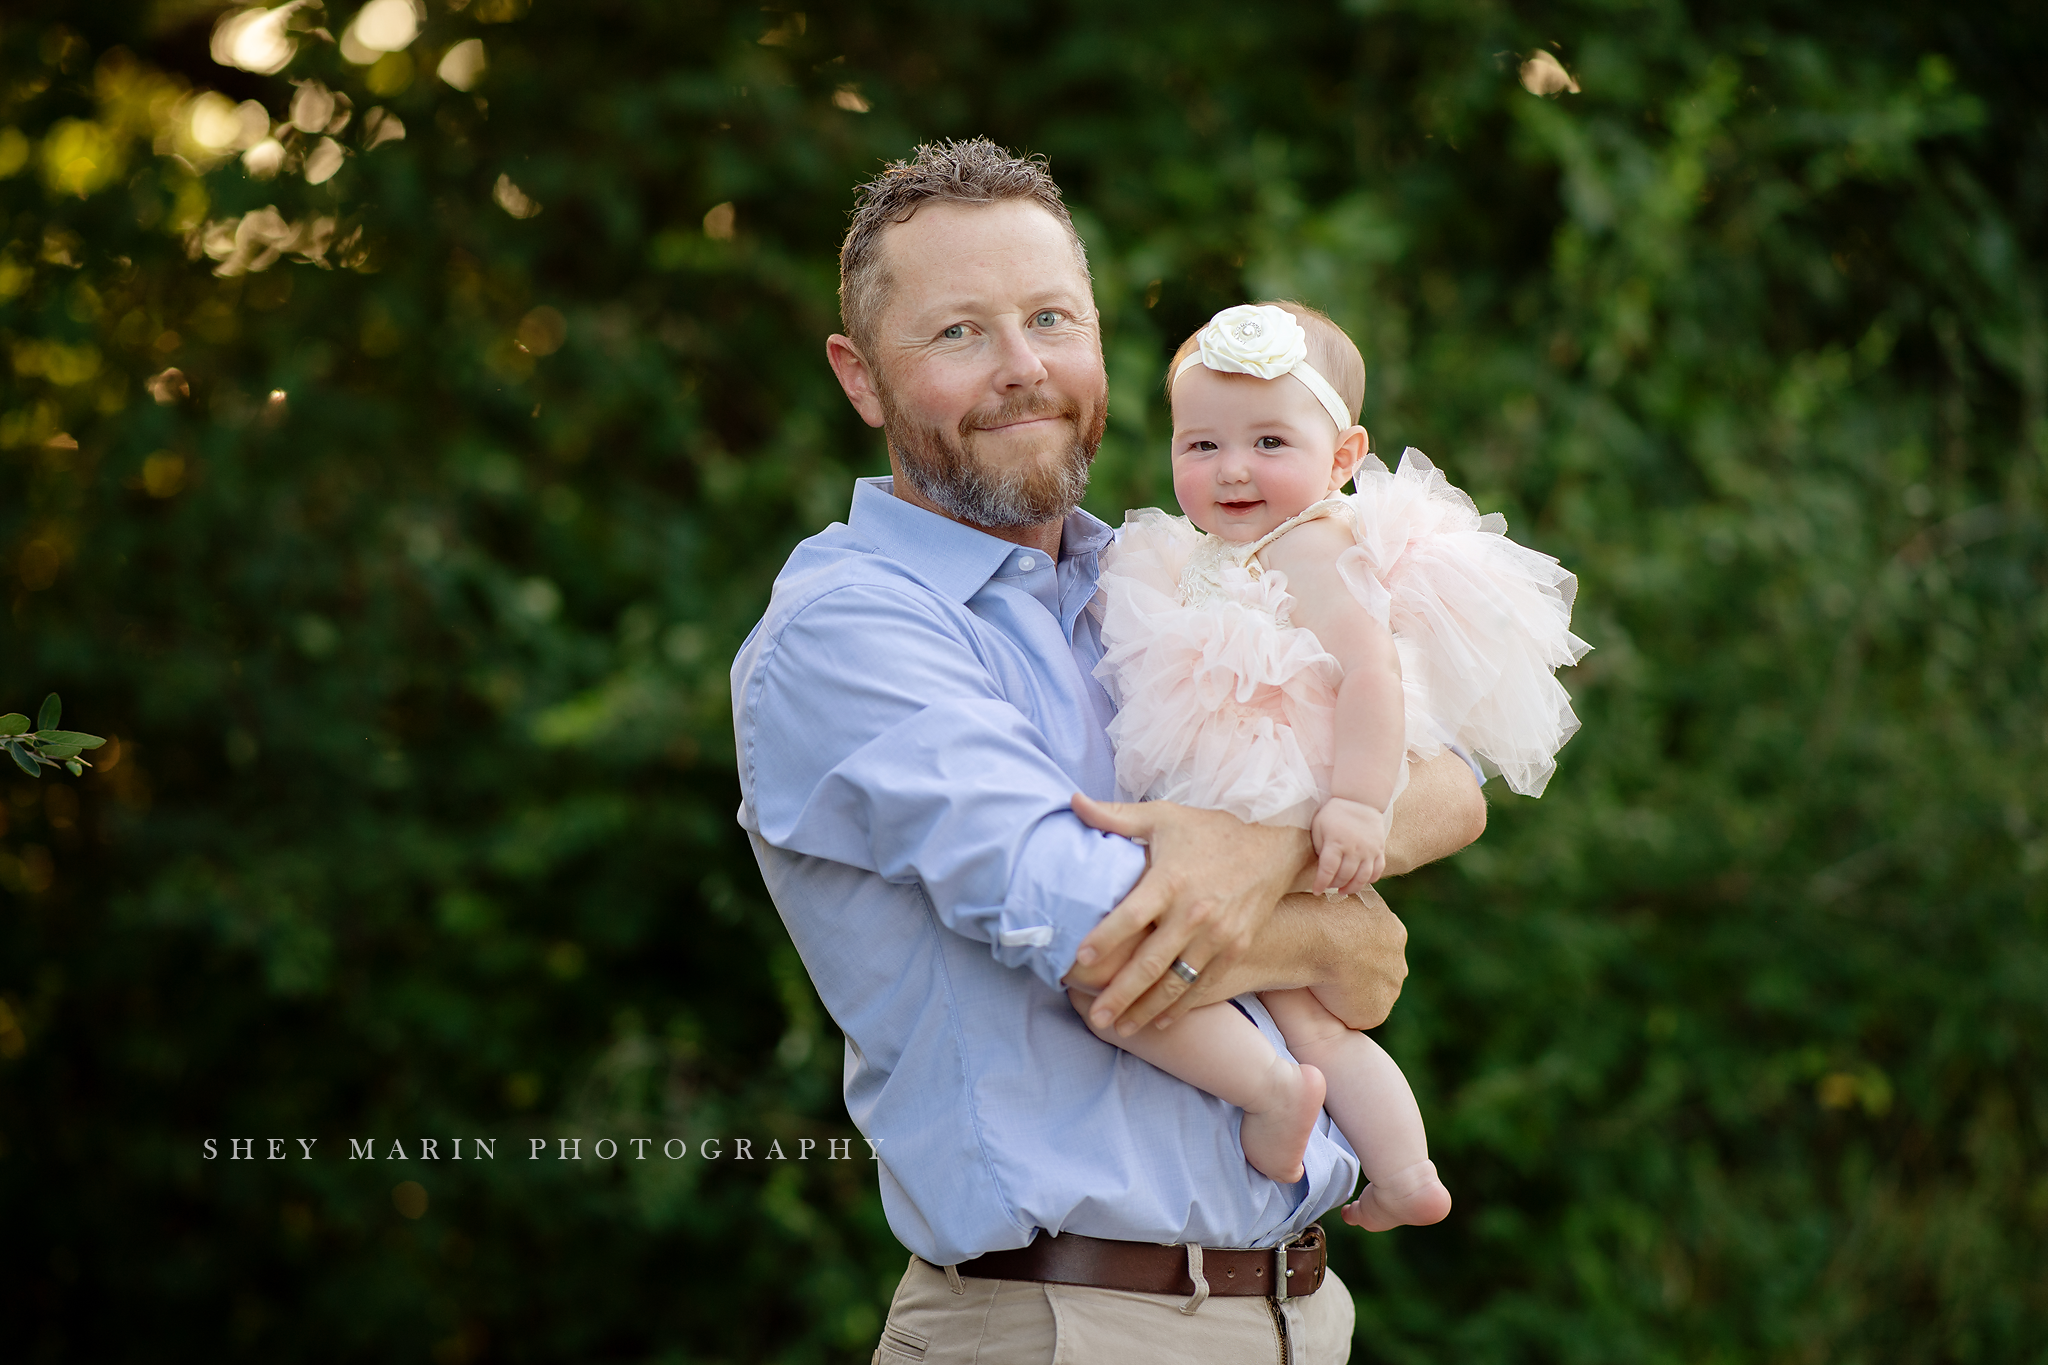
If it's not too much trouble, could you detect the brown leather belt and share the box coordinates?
[952,1223,1327,1300]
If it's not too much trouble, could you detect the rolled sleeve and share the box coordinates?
[996,809,1146,986]
[742,584,1146,988]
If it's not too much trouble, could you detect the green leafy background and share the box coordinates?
[3,1,2043,1360]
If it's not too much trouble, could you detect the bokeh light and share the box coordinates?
[342,0,423,66]
[437,38,488,92]
[210,5,300,77]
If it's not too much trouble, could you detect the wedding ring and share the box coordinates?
[1170,959,1200,985]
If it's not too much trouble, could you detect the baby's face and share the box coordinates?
[1170,365,1353,543]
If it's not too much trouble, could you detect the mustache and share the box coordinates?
[960,393,1076,438]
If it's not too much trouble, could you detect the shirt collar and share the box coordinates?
[846,476,1114,603]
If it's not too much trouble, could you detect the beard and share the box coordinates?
[881,382,1107,530]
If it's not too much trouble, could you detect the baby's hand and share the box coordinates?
[1311,798,1388,895]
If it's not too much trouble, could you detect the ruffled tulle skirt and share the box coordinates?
[1093,449,1589,827]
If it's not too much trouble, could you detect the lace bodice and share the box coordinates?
[1176,497,1353,609]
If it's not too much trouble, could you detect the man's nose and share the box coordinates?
[990,321,1050,389]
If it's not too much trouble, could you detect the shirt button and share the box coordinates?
[1017,556,1036,571]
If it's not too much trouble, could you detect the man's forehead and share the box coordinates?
[877,200,1091,310]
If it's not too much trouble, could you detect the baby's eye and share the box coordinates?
[942,324,966,340]
[1185,440,1218,453]
[1033,310,1062,327]
[1255,436,1287,450]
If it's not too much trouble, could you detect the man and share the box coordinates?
[731,139,1485,1363]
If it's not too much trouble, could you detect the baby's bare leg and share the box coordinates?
[1261,987,1451,1230]
[1067,988,1326,1183]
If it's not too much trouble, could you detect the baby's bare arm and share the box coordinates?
[1260,520,1407,846]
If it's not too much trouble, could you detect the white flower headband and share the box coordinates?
[1172,304,1353,433]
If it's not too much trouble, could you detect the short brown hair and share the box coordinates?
[838,137,1090,351]
[1167,300,1367,426]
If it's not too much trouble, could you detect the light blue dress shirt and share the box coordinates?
[732,477,1360,1265]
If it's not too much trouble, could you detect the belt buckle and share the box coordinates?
[1272,1229,1304,1303]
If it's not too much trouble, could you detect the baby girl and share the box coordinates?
[1076,302,1588,1229]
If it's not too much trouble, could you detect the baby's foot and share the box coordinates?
[1239,1062,1327,1183]
[1342,1159,1451,1231]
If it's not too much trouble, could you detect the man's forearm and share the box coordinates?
[1065,753,1481,1032]
[1384,749,1488,877]
[1192,889,1409,1030]
[1186,751,1482,1026]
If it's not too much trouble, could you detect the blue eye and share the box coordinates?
[1034,310,1061,327]
[942,324,965,340]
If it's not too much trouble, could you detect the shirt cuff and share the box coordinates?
[992,810,1148,991]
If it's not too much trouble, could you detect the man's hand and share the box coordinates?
[1130,887,1410,1031]
[1274,889,1408,1030]
[1065,794,1312,1037]
[1064,753,1482,1038]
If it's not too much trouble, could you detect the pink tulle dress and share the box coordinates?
[1093,449,1590,828]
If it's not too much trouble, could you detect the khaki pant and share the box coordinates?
[872,1254,1354,1364]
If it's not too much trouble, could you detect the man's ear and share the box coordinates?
[826,334,887,429]
[1329,425,1371,492]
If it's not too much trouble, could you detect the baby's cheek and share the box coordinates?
[1169,465,1209,523]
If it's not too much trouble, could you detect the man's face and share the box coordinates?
[864,200,1107,529]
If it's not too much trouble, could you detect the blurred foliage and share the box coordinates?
[2,1,2044,1362]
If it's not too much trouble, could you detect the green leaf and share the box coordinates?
[0,714,27,737]
[38,743,83,761]
[37,693,60,731]
[5,740,40,777]
[63,760,82,777]
[31,731,105,749]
